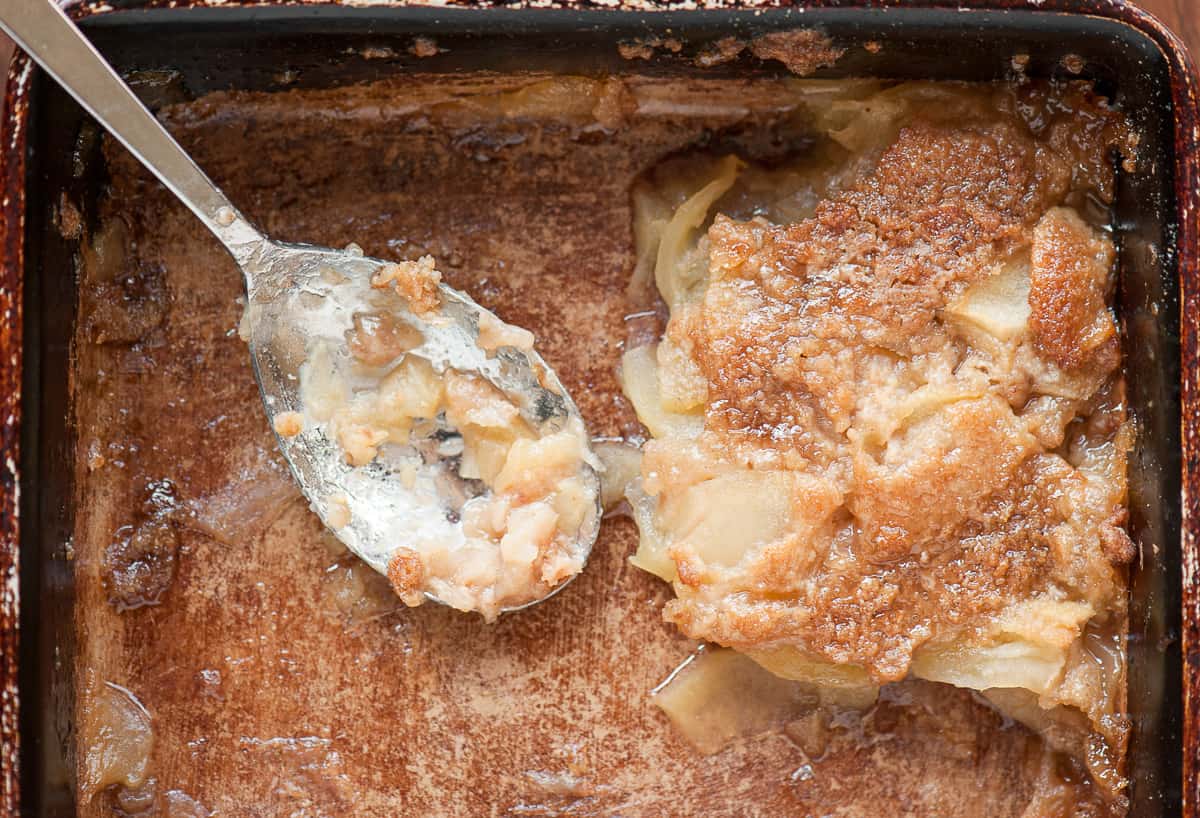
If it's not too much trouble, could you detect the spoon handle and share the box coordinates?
[0,0,264,258]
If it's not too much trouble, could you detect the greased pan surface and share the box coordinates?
[1,2,1197,816]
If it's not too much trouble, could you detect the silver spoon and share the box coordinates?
[2,0,601,615]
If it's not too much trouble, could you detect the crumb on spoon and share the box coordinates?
[371,255,442,315]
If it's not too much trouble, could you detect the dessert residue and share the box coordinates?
[78,673,211,816]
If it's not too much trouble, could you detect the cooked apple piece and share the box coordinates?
[855,382,986,449]
[79,674,155,801]
[298,342,347,423]
[911,599,1092,697]
[982,687,1092,759]
[499,501,559,568]
[375,355,444,432]
[945,250,1031,345]
[626,479,676,582]
[897,384,986,428]
[630,185,676,296]
[494,428,589,500]
[654,155,741,308]
[443,371,520,430]
[745,646,879,709]
[652,648,817,755]
[346,310,422,367]
[459,426,520,483]
[659,470,795,567]
[550,475,593,537]
[911,638,1067,697]
[592,440,643,511]
[619,345,703,440]
[656,335,708,413]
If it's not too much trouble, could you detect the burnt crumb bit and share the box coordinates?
[409,36,440,58]
[617,40,654,61]
[695,36,747,68]
[1100,510,1136,564]
[1061,53,1086,75]
[358,46,397,60]
[684,29,845,72]
[748,29,845,76]
[617,36,683,61]
[863,41,883,54]
[87,438,107,471]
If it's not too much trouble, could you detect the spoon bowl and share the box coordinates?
[1,0,601,615]
[241,235,601,613]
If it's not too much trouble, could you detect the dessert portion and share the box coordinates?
[282,255,600,621]
[622,81,1134,805]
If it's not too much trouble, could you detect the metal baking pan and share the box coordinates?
[1,0,1197,815]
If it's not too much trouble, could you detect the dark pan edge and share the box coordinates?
[1146,12,1200,818]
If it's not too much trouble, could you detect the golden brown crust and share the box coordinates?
[1029,206,1119,371]
[386,548,426,607]
[646,93,1133,690]
[662,450,1128,682]
[694,117,1069,451]
[848,396,1039,562]
[370,256,442,315]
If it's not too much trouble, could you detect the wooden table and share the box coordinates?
[1138,0,1197,50]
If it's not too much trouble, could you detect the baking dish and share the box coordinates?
[1,0,1197,815]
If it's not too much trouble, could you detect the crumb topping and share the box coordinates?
[272,411,304,437]
[370,255,442,315]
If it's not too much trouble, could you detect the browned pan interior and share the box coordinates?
[15,5,1183,815]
